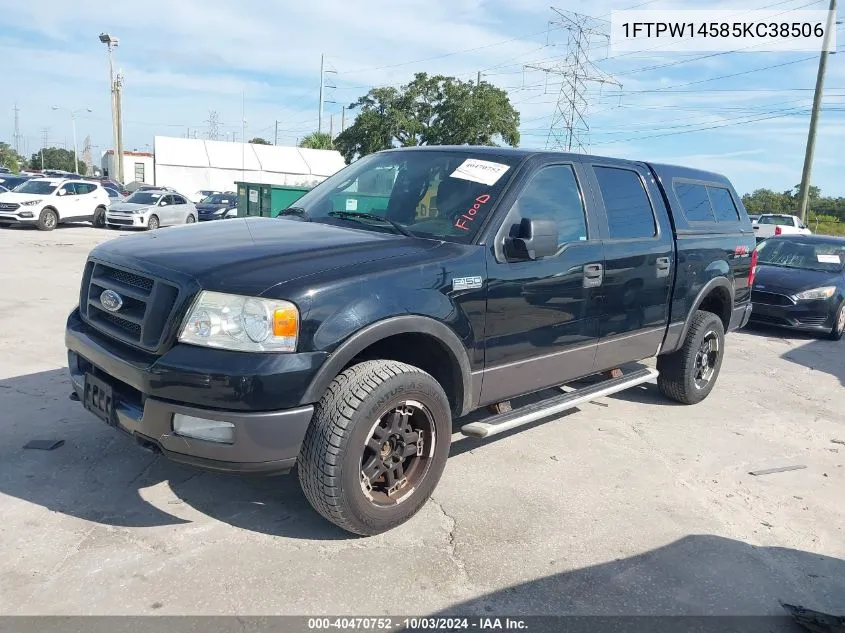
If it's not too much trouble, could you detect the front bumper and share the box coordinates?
[105,211,150,228]
[0,211,37,224]
[749,298,837,333]
[66,310,320,474]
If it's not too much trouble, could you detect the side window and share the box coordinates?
[59,183,77,195]
[511,164,587,247]
[707,186,740,222]
[160,195,172,206]
[593,166,656,239]
[173,195,186,205]
[674,182,714,222]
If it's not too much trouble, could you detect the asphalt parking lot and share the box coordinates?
[0,224,843,617]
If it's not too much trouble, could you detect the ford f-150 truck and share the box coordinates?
[65,146,756,535]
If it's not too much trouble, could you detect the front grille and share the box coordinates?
[0,202,20,211]
[107,217,135,226]
[80,261,180,352]
[751,290,794,306]
[750,313,790,326]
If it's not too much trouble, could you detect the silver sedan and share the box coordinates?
[105,190,197,230]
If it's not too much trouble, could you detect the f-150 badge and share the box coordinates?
[453,276,483,291]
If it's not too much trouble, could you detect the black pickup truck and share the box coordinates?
[66,146,756,535]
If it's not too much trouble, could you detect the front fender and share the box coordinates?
[299,315,474,415]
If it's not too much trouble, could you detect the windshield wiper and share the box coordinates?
[278,207,309,220]
[328,211,414,237]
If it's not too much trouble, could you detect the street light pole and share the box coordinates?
[52,106,91,174]
[99,33,122,183]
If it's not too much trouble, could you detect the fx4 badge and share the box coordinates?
[453,276,483,291]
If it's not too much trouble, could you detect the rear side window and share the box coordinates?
[593,166,656,239]
[674,182,714,222]
[707,187,740,222]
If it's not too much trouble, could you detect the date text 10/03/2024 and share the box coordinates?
[307,617,529,630]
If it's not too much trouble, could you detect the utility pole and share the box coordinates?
[797,0,837,223]
[477,71,482,84]
[40,128,48,169]
[274,120,279,145]
[99,33,122,183]
[341,106,346,133]
[13,104,22,154]
[318,53,325,134]
[329,114,334,139]
[524,9,621,152]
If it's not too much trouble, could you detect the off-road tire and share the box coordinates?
[36,208,58,231]
[657,310,725,405]
[147,215,160,230]
[298,360,452,536]
[827,301,845,341]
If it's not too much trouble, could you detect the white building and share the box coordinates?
[152,136,346,195]
[101,150,155,184]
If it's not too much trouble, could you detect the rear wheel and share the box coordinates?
[827,302,845,341]
[147,215,160,230]
[657,310,725,405]
[93,206,107,228]
[36,208,58,231]
[298,360,452,536]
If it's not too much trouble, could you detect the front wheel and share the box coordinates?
[298,360,452,536]
[36,208,58,231]
[657,310,725,405]
[185,214,196,224]
[827,302,845,341]
[147,215,160,230]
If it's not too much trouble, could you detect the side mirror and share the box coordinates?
[506,218,559,260]
[160,201,168,206]
[57,189,66,196]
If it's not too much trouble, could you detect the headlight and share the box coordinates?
[133,207,151,214]
[793,286,837,301]
[21,199,42,206]
[212,208,226,215]
[178,291,298,352]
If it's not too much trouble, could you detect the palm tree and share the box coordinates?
[298,132,334,150]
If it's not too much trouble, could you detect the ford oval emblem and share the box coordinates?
[100,289,124,312]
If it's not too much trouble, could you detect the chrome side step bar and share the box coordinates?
[460,368,659,439]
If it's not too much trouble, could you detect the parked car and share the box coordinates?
[66,146,755,535]
[104,186,127,203]
[105,189,197,230]
[0,178,110,230]
[749,234,845,340]
[0,174,36,190]
[196,192,237,221]
[189,189,223,203]
[753,213,811,241]
[100,178,127,196]
[0,166,10,174]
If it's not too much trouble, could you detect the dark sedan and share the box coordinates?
[196,192,237,221]
[750,234,845,340]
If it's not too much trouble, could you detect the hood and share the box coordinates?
[197,203,230,213]
[0,191,49,203]
[753,264,843,294]
[90,216,441,296]
[110,202,154,213]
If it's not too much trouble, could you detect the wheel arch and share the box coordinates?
[300,315,474,417]
[679,277,734,344]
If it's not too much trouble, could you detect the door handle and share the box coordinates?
[583,262,603,288]
[656,256,671,278]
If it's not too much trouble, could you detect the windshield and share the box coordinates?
[758,215,795,226]
[282,150,520,243]
[201,194,234,205]
[125,191,163,205]
[14,180,58,195]
[757,238,845,273]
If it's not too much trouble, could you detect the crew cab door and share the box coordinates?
[479,159,605,406]
[581,161,674,369]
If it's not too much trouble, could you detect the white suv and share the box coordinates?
[0,178,110,231]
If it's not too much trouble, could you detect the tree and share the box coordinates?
[298,132,335,150]
[29,147,86,174]
[249,137,271,145]
[0,142,25,172]
[333,72,520,163]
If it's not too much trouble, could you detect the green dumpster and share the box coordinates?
[235,181,313,218]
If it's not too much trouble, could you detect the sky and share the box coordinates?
[2,0,843,196]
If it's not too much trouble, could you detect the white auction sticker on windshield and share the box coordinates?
[817,254,841,264]
[450,159,510,186]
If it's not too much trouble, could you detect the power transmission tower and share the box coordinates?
[524,9,621,152]
[13,103,23,154]
[206,111,220,140]
[318,54,337,134]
